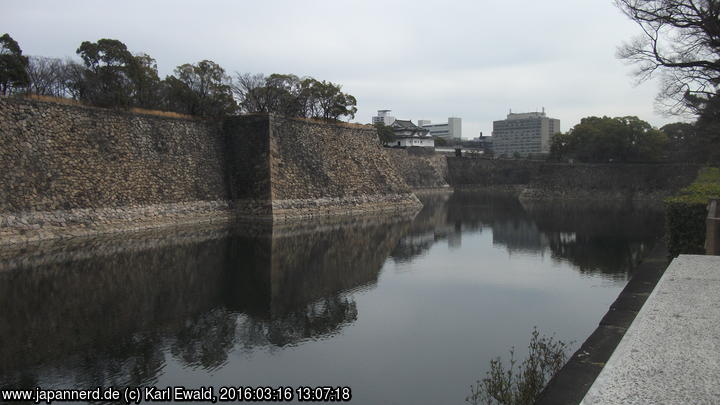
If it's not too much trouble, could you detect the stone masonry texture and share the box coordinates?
[0,97,227,212]
[384,147,449,189]
[0,97,420,243]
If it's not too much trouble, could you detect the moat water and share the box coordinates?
[0,191,664,404]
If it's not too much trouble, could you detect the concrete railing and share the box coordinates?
[707,198,720,255]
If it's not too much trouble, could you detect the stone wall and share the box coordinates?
[384,147,449,189]
[446,157,701,201]
[0,97,228,212]
[266,116,420,219]
[0,97,420,244]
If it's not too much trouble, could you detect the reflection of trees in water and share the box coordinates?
[546,234,650,277]
[490,220,550,254]
[237,296,358,349]
[1,331,166,391]
[523,200,663,275]
[392,191,534,262]
[0,215,410,389]
[393,190,663,276]
[171,308,237,371]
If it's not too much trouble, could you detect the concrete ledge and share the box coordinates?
[580,255,720,404]
[535,240,670,405]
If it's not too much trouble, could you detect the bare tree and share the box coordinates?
[615,0,720,114]
[58,59,85,100]
[232,72,357,121]
[232,72,267,112]
[25,56,85,99]
[26,56,63,96]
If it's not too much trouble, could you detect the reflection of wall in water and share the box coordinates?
[491,220,550,254]
[266,218,411,315]
[391,193,460,261]
[0,215,411,388]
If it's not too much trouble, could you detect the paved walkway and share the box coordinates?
[580,255,720,405]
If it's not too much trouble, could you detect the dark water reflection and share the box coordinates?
[397,192,663,278]
[0,192,663,404]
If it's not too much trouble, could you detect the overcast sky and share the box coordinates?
[5,0,679,138]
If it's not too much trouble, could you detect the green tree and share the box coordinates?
[660,122,703,162]
[75,38,135,107]
[234,72,357,121]
[127,53,161,109]
[550,116,668,162]
[265,73,304,116]
[300,78,357,121]
[0,33,30,95]
[163,60,237,117]
[690,95,720,164]
[375,122,396,145]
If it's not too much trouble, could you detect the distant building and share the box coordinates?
[391,120,429,137]
[372,110,396,126]
[390,120,434,148]
[471,135,494,155]
[395,137,435,148]
[419,117,462,140]
[492,109,560,156]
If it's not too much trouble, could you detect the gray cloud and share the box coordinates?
[5,0,677,138]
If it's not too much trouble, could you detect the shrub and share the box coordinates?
[466,328,570,405]
[665,167,720,257]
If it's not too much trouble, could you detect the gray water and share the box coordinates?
[0,191,664,404]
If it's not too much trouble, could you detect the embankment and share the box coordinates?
[0,97,419,244]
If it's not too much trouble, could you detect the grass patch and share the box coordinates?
[128,107,197,120]
[17,94,198,120]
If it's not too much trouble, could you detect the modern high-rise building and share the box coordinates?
[492,110,560,156]
[419,117,462,140]
[372,110,396,126]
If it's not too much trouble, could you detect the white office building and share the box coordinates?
[492,110,560,156]
[372,110,396,126]
[419,117,462,140]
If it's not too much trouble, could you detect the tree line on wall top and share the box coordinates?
[0,35,357,121]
